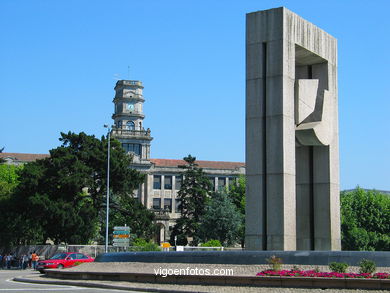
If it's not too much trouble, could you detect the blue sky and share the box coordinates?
[0,0,389,190]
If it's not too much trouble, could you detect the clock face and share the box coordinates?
[127,103,135,111]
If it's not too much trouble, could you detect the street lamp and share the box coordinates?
[103,124,111,253]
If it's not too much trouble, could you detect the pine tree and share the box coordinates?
[170,155,211,246]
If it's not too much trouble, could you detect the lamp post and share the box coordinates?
[103,125,111,253]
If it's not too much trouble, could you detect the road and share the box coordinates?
[0,269,137,293]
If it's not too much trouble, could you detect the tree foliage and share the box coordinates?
[200,239,222,247]
[199,191,242,246]
[170,155,211,246]
[227,175,246,246]
[0,132,156,247]
[0,164,22,199]
[110,193,157,241]
[341,187,390,251]
[0,147,5,163]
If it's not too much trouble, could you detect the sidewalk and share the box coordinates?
[13,262,390,293]
[14,272,390,293]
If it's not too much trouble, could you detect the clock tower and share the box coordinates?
[111,80,152,166]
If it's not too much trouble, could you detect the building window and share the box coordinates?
[218,177,226,191]
[153,175,161,189]
[122,143,142,156]
[175,199,181,213]
[126,121,135,130]
[117,120,123,129]
[175,175,182,190]
[164,198,172,212]
[209,177,215,191]
[164,176,172,190]
[152,198,161,210]
[139,122,142,130]
[133,144,141,156]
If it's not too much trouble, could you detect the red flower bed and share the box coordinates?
[256,270,390,279]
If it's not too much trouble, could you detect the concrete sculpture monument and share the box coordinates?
[245,7,340,250]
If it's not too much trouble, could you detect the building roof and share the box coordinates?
[150,158,245,170]
[0,152,49,162]
[0,153,245,170]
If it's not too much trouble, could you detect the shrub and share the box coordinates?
[329,262,348,273]
[266,255,283,271]
[359,259,376,274]
[256,270,390,279]
[132,238,161,251]
[200,240,222,247]
[291,265,301,271]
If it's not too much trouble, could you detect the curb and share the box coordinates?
[13,277,207,293]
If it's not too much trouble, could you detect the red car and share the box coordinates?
[36,252,94,273]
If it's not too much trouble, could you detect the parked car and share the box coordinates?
[36,252,94,273]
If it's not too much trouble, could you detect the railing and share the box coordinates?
[179,246,224,251]
[65,244,228,257]
[65,245,133,258]
[151,208,171,215]
[116,80,142,87]
[112,128,151,137]
[122,80,142,86]
[151,208,171,220]
[112,111,145,117]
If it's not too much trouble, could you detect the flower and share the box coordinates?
[256,269,389,279]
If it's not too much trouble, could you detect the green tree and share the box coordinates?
[0,132,156,246]
[0,163,25,248]
[200,239,222,247]
[229,175,245,214]
[0,160,46,246]
[170,155,211,246]
[341,187,390,251]
[0,164,22,199]
[110,193,157,240]
[199,191,242,246]
[228,175,246,247]
[0,147,5,163]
